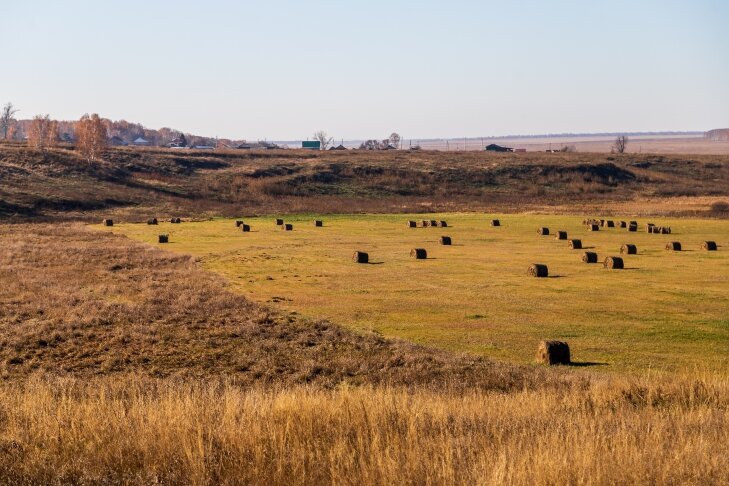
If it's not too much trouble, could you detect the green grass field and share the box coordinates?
[104,214,729,375]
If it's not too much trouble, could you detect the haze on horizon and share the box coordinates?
[2,0,728,141]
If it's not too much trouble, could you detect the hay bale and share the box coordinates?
[410,248,427,259]
[702,241,718,251]
[588,224,599,231]
[313,220,323,227]
[582,251,598,263]
[666,241,681,251]
[352,251,369,264]
[235,220,244,227]
[430,220,438,227]
[275,218,284,225]
[147,218,158,225]
[661,226,671,234]
[606,220,615,228]
[490,219,500,227]
[628,222,638,232]
[158,234,169,244]
[537,227,550,236]
[568,239,582,249]
[646,223,655,233]
[170,218,181,224]
[282,224,293,231]
[527,263,548,277]
[241,224,251,232]
[619,221,627,228]
[102,219,113,227]
[536,340,570,365]
[422,220,430,227]
[440,236,452,245]
[604,256,624,269]
[599,219,606,226]
[407,220,417,228]
[555,231,567,240]
[620,244,637,255]
[438,221,448,227]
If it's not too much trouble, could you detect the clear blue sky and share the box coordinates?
[2,0,728,140]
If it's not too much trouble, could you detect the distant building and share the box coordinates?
[167,136,187,148]
[109,136,127,146]
[302,141,321,150]
[328,144,347,151]
[237,141,278,150]
[132,137,150,146]
[485,144,513,152]
[190,145,215,150]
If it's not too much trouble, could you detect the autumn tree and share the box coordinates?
[76,113,108,161]
[27,115,58,151]
[313,130,333,150]
[613,135,628,154]
[1,102,18,140]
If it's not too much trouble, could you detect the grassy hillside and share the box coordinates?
[2,143,729,220]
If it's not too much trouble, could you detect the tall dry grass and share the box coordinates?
[0,375,725,485]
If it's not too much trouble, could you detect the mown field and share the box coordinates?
[108,213,729,375]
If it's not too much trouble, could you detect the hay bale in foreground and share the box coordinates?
[147,218,158,225]
[102,219,113,227]
[604,256,624,269]
[410,248,427,259]
[275,219,284,226]
[407,220,417,228]
[282,224,293,231]
[158,234,169,244]
[438,221,448,227]
[588,224,599,231]
[621,244,637,255]
[537,227,550,236]
[555,231,567,240]
[241,224,251,232]
[490,219,500,227]
[313,220,323,227]
[527,263,548,277]
[702,241,718,251]
[440,236,452,245]
[352,251,369,264]
[536,340,570,365]
[568,239,582,249]
[666,241,681,251]
[582,251,598,263]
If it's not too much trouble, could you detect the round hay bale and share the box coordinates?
[421,220,430,227]
[102,219,114,227]
[606,220,615,228]
[440,236,452,245]
[588,224,599,231]
[599,219,606,226]
[537,227,550,236]
[666,241,681,251]
[235,220,244,227]
[407,220,417,228]
[410,248,427,259]
[170,218,181,224]
[313,220,323,227]
[536,340,570,365]
[604,256,624,269]
[430,220,438,227]
[661,226,671,234]
[275,218,284,225]
[702,241,717,251]
[490,219,500,227]
[147,218,158,225]
[619,221,627,228]
[438,221,448,227]
[158,234,169,244]
[282,224,293,231]
[628,222,638,232]
[352,251,369,264]
[568,239,582,249]
[555,231,567,240]
[582,251,598,263]
[620,244,637,255]
[527,263,548,277]
[241,224,251,232]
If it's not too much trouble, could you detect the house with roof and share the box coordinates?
[132,137,151,146]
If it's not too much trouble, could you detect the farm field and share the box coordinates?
[108,213,729,375]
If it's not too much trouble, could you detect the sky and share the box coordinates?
[2,0,728,140]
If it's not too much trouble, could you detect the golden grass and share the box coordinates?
[0,374,726,485]
[109,213,729,375]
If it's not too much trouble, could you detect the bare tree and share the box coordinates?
[313,130,333,150]
[389,132,401,149]
[1,102,19,140]
[27,115,58,151]
[76,113,108,161]
[613,136,628,154]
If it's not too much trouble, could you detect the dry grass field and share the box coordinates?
[109,214,729,376]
